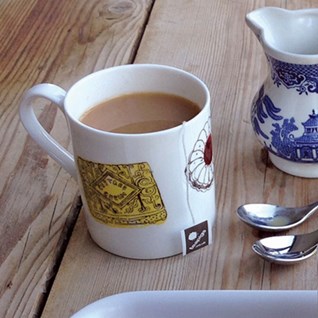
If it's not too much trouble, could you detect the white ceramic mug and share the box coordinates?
[19,64,216,259]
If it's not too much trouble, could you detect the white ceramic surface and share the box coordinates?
[71,290,318,318]
[246,8,318,177]
[19,64,216,259]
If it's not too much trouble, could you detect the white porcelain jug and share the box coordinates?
[246,7,318,178]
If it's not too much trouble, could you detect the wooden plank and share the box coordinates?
[42,0,318,316]
[0,0,154,316]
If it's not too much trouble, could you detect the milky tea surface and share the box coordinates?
[80,92,201,134]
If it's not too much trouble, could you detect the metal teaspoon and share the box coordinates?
[252,229,318,264]
[237,201,318,232]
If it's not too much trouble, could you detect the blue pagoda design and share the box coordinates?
[269,109,318,162]
[252,88,318,163]
[294,110,318,160]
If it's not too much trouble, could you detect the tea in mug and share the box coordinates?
[80,92,201,133]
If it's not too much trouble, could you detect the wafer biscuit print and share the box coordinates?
[77,157,167,227]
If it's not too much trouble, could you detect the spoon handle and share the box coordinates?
[305,201,318,219]
[289,228,318,253]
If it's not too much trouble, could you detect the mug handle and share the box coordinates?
[19,83,77,179]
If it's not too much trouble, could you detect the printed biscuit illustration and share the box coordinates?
[185,118,214,191]
[77,157,167,227]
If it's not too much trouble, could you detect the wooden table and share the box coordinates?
[1,0,318,317]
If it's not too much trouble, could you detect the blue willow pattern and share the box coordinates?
[268,56,318,95]
[251,85,283,140]
[251,60,318,162]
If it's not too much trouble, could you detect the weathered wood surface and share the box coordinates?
[2,0,318,317]
[0,0,154,317]
[41,0,318,317]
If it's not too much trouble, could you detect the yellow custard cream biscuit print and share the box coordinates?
[77,157,167,227]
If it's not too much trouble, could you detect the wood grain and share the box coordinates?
[40,0,318,317]
[0,0,153,316]
[2,0,318,317]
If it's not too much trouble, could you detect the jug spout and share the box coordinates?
[246,7,283,41]
[246,7,318,63]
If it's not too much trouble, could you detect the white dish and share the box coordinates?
[71,290,318,318]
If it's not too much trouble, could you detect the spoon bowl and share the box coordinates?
[237,201,318,232]
[253,242,317,265]
[252,229,318,264]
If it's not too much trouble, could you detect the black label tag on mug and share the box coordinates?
[181,220,211,255]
